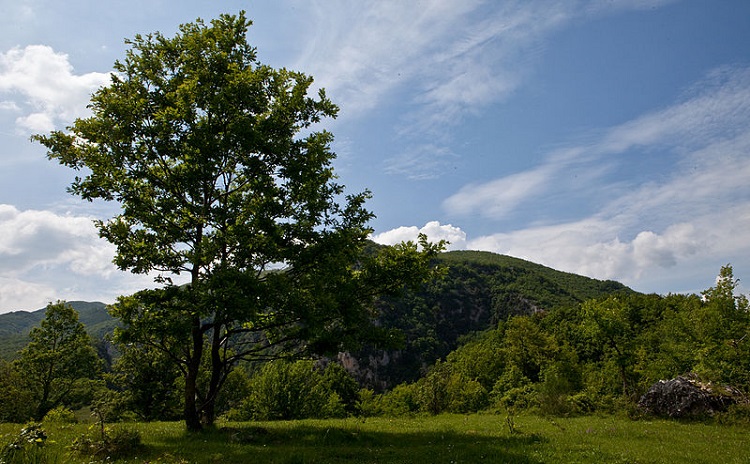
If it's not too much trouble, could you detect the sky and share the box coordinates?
[1,0,750,313]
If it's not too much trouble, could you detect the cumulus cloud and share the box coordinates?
[0,204,157,312]
[0,276,57,314]
[371,221,467,250]
[0,45,110,132]
[464,208,749,295]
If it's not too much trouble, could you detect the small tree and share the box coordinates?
[35,12,443,431]
[0,360,35,422]
[693,265,750,387]
[581,297,639,397]
[15,302,101,420]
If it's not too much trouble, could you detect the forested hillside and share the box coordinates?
[355,263,750,420]
[345,250,632,389]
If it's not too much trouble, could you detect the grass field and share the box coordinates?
[1,413,749,463]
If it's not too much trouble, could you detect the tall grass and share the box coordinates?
[1,414,748,463]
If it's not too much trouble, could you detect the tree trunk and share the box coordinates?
[184,316,204,432]
[201,322,226,428]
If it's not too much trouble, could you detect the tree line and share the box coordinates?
[2,265,748,424]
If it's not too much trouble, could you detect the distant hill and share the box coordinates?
[0,301,112,360]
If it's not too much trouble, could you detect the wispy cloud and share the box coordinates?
[0,45,110,133]
[0,0,36,25]
[383,144,459,180]
[444,65,750,221]
[298,0,681,180]
[443,165,556,218]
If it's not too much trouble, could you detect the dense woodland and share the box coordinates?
[1,251,748,425]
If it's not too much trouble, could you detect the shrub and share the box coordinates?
[374,383,421,416]
[0,361,35,424]
[356,389,380,417]
[536,364,578,416]
[711,402,750,425]
[228,360,353,421]
[42,406,77,424]
[446,376,488,413]
[496,384,536,411]
[70,426,142,459]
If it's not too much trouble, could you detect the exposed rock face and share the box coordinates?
[638,375,738,418]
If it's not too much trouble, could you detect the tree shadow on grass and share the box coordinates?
[147,423,547,464]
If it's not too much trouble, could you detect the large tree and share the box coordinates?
[35,12,442,431]
[14,302,101,420]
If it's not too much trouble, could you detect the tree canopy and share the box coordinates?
[34,12,443,431]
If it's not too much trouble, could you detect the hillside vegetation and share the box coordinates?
[0,250,628,373]
[2,251,748,434]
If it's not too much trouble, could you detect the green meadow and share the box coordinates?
[2,413,749,464]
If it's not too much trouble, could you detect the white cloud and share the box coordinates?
[371,221,467,250]
[464,205,749,295]
[0,276,56,313]
[298,0,485,118]
[384,144,459,180]
[0,204,111,273]
[594,66,750,156]
[371,209,749,296]
[0,45,110,132]
[0,204,160,313]
[0,0,36,32]
[0,100,19,111]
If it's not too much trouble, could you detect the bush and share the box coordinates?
[536,364,578,416]
[320,362,361,415]
[373,383,421,416]
[70,426,142,459]
[446,375,488,414]
[42,406,77,424]
[356,389,380,417]
[715,402,750,425]
[496,385,536,411]
[0,362,35,424]
[227,360,354,421]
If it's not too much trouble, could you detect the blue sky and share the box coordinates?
[1,0,750,313]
